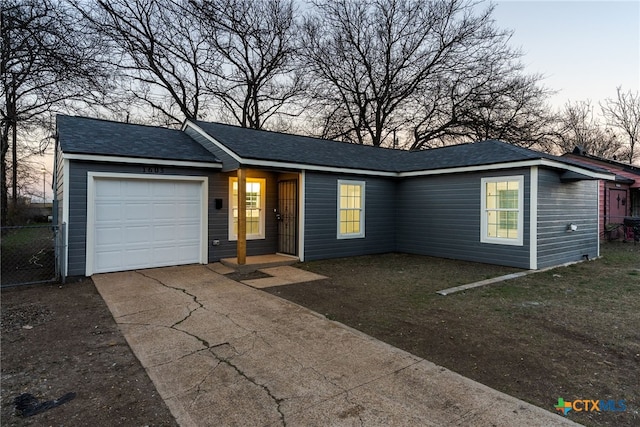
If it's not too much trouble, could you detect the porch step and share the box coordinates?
[220,254,299,273]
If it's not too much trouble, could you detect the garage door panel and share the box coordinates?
[91,177,205,274]
[155,245,200,262]
[152,203,179,220]
[96,181,122,197]
[153,224,177,241]
[96,203,123,221]
[150,181,175,197]
[95,227,123,245]
[177,224,201,237]
[95,250,123,272]
[125,203,153,220]
[124,225,153,243]
[124,180,151,197]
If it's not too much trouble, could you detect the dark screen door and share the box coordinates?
[278,180,298,255]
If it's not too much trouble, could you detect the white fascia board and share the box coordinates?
[537,158,615,180]
[184,121,243,163]
[242,158,397,177]
[399,160,543,177]
[63,153,222,169]
[398,158,617,180]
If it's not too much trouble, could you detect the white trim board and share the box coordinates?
[529,166,538,270]
[64,153,221,169]
[298,171,305,262]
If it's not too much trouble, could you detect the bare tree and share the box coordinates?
[450,75,556,150]
[189,0,304,130]
[1,0,109,225]
[301,0,550,149]
[601,87,640,164]
[555,100,622,159]
[74,0,217,125]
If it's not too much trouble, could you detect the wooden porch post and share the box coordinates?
[237,168,246,265]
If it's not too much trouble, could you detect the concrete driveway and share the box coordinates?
[92,265,579,427]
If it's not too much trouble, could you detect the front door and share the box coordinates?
[277,180,297,255]
[609,188,628,224]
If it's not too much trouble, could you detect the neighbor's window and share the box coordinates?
[229,177,266,240]
[337,180,365,239]
[481,176,524,246]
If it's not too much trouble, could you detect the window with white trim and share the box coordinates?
[229,177,266,240]
[337,180,365,239]
[481,176,524,246]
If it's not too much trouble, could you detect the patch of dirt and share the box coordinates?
[1,279,177,426]
[225,270,272,282]
[264,245,640,427]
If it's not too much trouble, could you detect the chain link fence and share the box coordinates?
[1,224,62,287]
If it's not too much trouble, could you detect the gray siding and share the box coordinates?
[537,169,599,268]
[207,170,278,261]
[184,125,240,171]
[396,169,531,269]
[66,161,218,276]
[304,172,397,261]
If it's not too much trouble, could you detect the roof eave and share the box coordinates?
[62,152,222,169]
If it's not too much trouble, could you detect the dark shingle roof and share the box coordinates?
[193,120,608,174]
[400,140,610,172]
[192,120,406,172]
[57,115,610,176]
[57,115,220,163]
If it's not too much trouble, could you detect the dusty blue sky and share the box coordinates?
[492,0,640,109]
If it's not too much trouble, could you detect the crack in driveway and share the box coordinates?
[133,270,286,426]
[136,270,210,348]
[209,345,287,426]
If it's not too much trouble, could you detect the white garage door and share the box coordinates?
[88,175,207,274]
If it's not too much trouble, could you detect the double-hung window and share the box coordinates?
[229,177,265,240]
[481,176,524,246]
[337,180,365,239]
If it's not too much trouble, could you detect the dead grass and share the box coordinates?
[264,243,640,427]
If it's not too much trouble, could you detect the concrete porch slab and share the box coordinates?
[220,253,299,273]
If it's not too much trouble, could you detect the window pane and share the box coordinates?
[338,182,364,237]
[485,179,520,241]
[230,178,264,238]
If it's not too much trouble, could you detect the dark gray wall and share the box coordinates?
[184,125,240,172]
[396,169,531,269]
[66,161,218,276]
[537,169,599,268]
[304,172,397,261]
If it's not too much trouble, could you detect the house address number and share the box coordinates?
[142,166,165,174]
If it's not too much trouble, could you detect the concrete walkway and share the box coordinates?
[92,265,579,427]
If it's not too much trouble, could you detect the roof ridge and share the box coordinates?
[59,114,183,132]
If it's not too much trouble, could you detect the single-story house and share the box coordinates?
[54,115,615,278]
[563,147,640,240]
